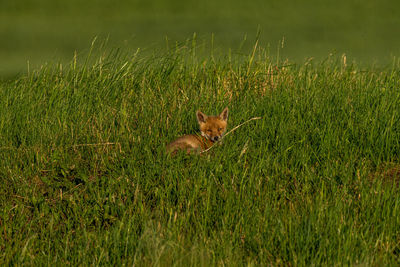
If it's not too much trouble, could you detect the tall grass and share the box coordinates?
[1,43,400,265]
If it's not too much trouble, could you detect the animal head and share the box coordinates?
[196,107,228,142]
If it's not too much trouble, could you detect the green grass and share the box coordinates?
[1,0,400,76]
[1,43,400,265]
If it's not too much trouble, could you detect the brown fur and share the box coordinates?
[166,107,228,154]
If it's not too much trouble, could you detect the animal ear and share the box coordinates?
[196,110,207,124]
[219,107,229,121]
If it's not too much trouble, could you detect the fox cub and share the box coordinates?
[166,107,229,154]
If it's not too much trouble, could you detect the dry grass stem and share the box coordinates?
[200,116,262,154]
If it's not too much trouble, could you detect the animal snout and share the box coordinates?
[212,136,220,142]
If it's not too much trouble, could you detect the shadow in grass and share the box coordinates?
[370,162,400,188]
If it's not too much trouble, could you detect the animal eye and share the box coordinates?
[207,129,212,133]
[218,128,222,131]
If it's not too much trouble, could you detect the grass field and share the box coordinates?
[1,43,400,265]
[2,0,400,77]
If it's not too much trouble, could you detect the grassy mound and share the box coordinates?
[1,45,400,265]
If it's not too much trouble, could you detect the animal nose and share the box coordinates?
[213,136,219,141]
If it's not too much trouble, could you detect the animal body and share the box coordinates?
[166,107,228,154]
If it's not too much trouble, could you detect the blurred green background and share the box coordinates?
[1,0,400,77]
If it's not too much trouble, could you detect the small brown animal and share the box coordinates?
[166,107,229,154]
